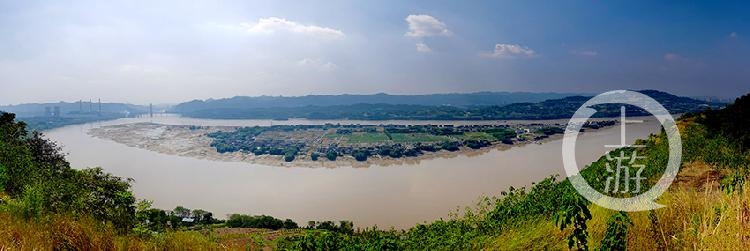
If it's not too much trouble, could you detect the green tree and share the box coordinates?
[173,206,191,218]
[75,167,136,232]
[326,150,338,161]
[284,151,296,162]
[555,193,592,251]
[192,209,215,224]
[353,149,369,161]
[284,219,299,229]
[600,212,632,251]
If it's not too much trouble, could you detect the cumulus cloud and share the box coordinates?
[405,15,451,37]
[297,58,338,71]
[483,44,537,58]
[243,17,344,39]
[415,42,432,53]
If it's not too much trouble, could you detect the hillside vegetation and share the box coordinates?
[0,94,747,250]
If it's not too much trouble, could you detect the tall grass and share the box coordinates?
[0,212,116,250]
[0,211,221,250]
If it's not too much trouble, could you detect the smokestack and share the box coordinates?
[149,103,153,118]
[98,98,101,115]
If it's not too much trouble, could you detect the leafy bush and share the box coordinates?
[326,150,338,161]
[352,149,369,161]
[226,214,297,230]
[599,211,632,251]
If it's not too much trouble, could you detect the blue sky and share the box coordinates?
[0,0,748,104]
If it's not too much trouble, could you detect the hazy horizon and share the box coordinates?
[1,89,738,107]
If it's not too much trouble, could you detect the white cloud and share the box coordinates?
[415,42,432,53]
[243,17,344,39]
[297,58,337,71]
[730,32,738,38]
[483,44,537,58]
[572,50,598,57]
[405,15,451,37]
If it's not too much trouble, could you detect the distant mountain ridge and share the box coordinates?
[172,92,586,113]
[173,90,725,120]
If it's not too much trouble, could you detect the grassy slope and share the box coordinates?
[487,119,750,250]
[488,161,743,250]
[0,212,303,250]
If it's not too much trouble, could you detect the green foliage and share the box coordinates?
[133,200,158,237]
[390,132,448,143]
[326,150,338,161]
[226,214,296,230]
[599,212,632,251]
[75,167,136,232]
[683,107,750,194]
[352,149,369,161]
[0,163,7,191]
[554,193,592,250]
[700,93,750,151]
[191,208,215,224]
[536,126,565,136]
[284,219,299,229]
[277,175,579,250]
[343,132,390,143]
[0,114,36,195]
[277,228,403,251]
[307,221,355,234]
[0,112,137,233]
[486,127,517,142]
[720,169,747,195]
[464,139,491,149]
[7,184,46,220]
[284,151,296,162]
[441,141,460,151]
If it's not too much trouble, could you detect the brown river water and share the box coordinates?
[45,115,662,229]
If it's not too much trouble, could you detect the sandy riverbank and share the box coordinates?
[87,122,569,168]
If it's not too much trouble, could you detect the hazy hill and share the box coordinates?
[172,92,584,113]
[174,90,724,120]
